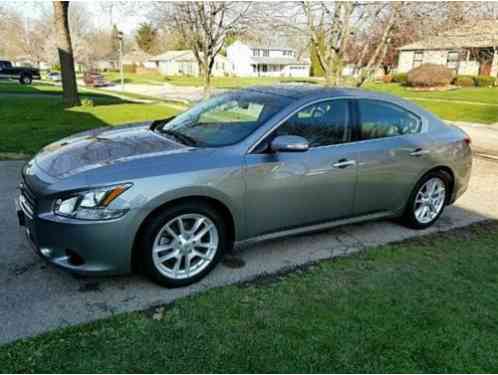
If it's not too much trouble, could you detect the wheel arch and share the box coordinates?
[131,194,237,272]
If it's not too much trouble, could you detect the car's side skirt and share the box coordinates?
[235,211,395,248]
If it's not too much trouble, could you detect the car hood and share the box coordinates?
[34,123,189,179]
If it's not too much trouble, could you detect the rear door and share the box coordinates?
[352,99,436,216]
[243,99,359,238]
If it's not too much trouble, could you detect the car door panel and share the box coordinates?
[244,146,358,237]
[352,99,436,216]
[353,134,436,215]
[243,99,358,238]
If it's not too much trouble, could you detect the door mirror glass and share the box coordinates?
[271,135,309,153]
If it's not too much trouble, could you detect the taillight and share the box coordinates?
[464,135,471,145]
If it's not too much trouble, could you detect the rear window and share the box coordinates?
[358,100,421,140]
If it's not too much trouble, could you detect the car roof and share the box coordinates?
[247,84,401,100]
[243,84,422,112]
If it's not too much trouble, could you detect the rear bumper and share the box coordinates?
[19,207,136,276]
[448,149,473,205]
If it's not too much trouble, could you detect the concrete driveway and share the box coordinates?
[1,156,497,345]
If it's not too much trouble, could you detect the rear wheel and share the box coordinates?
[140,202,227,287]
[20,75,32,85]
[402,170,450,229]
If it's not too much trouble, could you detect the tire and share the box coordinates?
[139,201,228,287]
[20,75,32,85]
[402,170,451,229]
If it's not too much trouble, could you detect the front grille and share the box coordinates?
[19,179,38,218]
[19,193,34,219]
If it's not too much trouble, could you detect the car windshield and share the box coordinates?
[158,90,292,147]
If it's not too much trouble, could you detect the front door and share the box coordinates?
[243,99,358,238]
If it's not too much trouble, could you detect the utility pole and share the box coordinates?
[118,30,124,92]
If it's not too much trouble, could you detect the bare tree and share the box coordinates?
[153,2,252,97]
[53,1,80,107]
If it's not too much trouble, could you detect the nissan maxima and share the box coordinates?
[16,86,472,287]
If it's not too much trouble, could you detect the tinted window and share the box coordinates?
[358,100,421,140]
[160,91,292,147]
[275,100,350,147]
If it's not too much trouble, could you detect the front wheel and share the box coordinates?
[402,171,450,229]
[140,202,227,287]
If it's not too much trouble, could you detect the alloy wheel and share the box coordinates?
[413,177,446,224]
[152,213,219,280]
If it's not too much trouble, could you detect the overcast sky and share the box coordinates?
[5,1,148,34]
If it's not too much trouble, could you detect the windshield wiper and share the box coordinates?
[158,129,199,147]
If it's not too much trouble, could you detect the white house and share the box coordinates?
[397,20,498,77]
[148,50,231,77]
[122,49,156,69]
[226,41,310,78]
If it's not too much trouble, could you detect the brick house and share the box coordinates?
[397,20,498,77]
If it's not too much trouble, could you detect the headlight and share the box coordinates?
[54,184,132,220]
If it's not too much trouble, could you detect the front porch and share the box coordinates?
[251,63,286,77]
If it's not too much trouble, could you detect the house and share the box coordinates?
[397,20,498,77]
[122,49,157,69]
[226,41,310,77]
[148,50,231,77]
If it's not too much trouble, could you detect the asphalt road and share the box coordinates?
[1,156,497,345]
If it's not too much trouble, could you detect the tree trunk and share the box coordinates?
[201,60,212,98]
[53,1,80,108]
[203,71,211,98]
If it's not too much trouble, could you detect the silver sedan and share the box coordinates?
[17,86,472,287]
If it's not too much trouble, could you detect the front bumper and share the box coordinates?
[17,199,136,276]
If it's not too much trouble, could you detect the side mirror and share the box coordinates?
[271,135,309,153]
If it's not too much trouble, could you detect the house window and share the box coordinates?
[447,51,460,70]
[413,51,424,68]
[263,49,269,57]
[253,49,260,57]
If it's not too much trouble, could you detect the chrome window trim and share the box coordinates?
[247,96,428,154]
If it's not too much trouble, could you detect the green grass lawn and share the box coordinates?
[0,81,64,94]
[104,71,166,86]
[367,82,498,105]
[0,95,180,155]
[1,222,498,373]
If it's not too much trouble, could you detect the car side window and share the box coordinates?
[357,100,421,140]
[274,100,350,148]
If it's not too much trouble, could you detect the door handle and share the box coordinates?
[332,159,356,169]
[409,148,430,157]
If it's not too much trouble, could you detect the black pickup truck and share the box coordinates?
[0,60,41,84]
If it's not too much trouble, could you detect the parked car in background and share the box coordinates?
[0,60,41,84]
[16,86,472,287]
[83,71,108,87]
[47,71,61,82]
